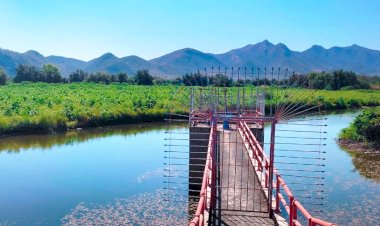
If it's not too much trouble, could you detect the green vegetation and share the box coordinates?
[182,70,380,90]
[135,69,153,85]
[288,70,372,90]
[0,69,7,85]
[2,64,380,135]
[339,107,380,182]
[7,63,380,90]
[13,64,170,85]
[14,64,64,83]
[0,83,188,135]
[288,89,380,110]
[340,107,380,143]
[0,82,379,135]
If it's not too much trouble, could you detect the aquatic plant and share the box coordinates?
[61,189,188,225]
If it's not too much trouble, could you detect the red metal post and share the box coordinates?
[293,202,298,225]
[275,174,280,212]
[289,196,295,226]
[211,121,217,208]
[268,120,276,216]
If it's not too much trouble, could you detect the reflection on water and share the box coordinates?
[0,112,379,225]
[346,151,380,183]
[0,122,188,225]
[0,123,184,152]
[323,112,380,225]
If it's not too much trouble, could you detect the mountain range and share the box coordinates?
[1,40,380,77]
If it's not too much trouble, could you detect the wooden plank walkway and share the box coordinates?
[211,129,275,226]
[218,211,275,226]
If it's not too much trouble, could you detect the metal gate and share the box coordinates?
[215,121,269,214]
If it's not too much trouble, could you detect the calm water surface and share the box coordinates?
[0,123,188,225]
[264,110,380,225]
[316,111,380,225]
[0,111,379,225]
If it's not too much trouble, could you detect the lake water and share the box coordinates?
[264,110,380,225]
[0,124,188,225]
[0,111,379,225]
[311,111,380,225]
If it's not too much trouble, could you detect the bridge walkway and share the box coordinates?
[211,128,275,226]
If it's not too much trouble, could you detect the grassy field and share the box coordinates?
[0,82,379,135]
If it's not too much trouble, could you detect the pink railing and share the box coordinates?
[189,123,216,226]
[238,121,335,226]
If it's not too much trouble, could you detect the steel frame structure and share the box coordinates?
[163,67,335,226]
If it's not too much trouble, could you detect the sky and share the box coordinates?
[0,0,379,61]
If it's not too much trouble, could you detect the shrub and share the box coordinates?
[353,108,380,143]
[135,70,153,85]
[340,107,380,143]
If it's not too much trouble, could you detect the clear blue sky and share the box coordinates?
[1,0,379,61]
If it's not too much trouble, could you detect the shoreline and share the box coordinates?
[0,116,168,139]
[338,139,380,182]
[0,107,367,138]
[338,139,380,153]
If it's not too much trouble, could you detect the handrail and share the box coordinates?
[189,123,216,226]
[239,121,270,187]
[239,121,335,226]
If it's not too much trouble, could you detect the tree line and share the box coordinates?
[0,64,379,90]
[181,70,380,90]
[287,70,374,90]
[0,64,161,85]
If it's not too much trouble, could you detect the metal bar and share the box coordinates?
[275,136,327,140]
[275,149,326,153]
[276,129,327,133]
[277,122,327,126]
[275,155,325,160]
[268,120,276,217]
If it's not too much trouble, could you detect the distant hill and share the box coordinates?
[150,48,224,76]
[1,40,380,77]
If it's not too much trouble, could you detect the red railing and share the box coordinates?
[189,122,216,226]
[276,174,335,226]
[238,121,335,226]
[188,120,335,226]
[238,121,270,188]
